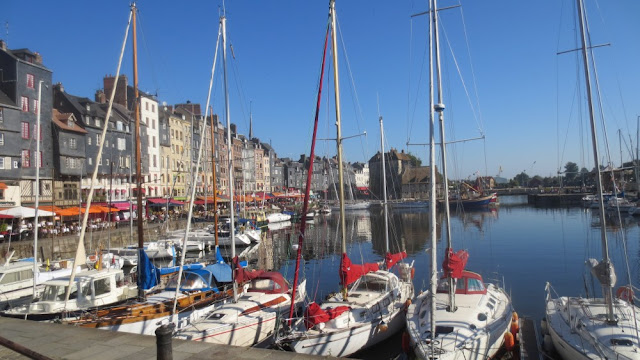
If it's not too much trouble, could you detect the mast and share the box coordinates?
[576,0,615,322]
[33,78,43,299]
[329,0,348,298]
[221,13,238,302]
[288,21,330,323]
[210,108,219,248]
[132,2,145,301]
[379,117,389,254]
[431,0,455,312]
[428,0,437,348]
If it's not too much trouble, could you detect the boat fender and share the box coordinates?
[401,331,411,354]
[510,319,519,338]
[377,321,388,332]
[404,299,412,312]
[504,332,515,352]
[512,311,519,322]
[410,267,415,279]
[616,285,634,304]
[540,318,548,335]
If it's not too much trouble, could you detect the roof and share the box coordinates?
[52,109,88,134]
[0,88,17,108]
[401,166,433,184]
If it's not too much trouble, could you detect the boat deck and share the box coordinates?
[0,316,340,360]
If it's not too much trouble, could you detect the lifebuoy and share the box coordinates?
[617,285,634,304]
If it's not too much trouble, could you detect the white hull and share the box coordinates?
[267,213,291,223]
[280,270,413,357]
[406,283,512,360]
[545,293,640,360]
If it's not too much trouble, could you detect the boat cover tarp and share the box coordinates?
[157,263,204,275]
[304,302,350,329]
[442,248,469,279]
[588,258,617,287]
[138,248,158,290]
[233,256,264,284]
[207,263,232,283]
[339,253,379,287]
[385,251,407,269]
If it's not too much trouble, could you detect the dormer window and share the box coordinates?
[95,119,101,127]
[85,104,90,112]
[67,119,74,128]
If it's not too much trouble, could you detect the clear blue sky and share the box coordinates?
[4,0,640,180]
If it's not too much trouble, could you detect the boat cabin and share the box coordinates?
[0,261,34,294]
[437,271,487,295]
[247,272,289,294]
[165,264,232,293]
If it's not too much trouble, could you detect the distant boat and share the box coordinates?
[447,193,493,210]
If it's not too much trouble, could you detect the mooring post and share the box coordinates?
[155,323,175,360]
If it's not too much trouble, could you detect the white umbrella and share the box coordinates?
[0,206,55,218]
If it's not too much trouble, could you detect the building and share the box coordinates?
[368,149,412,200]
[0,40,54,206]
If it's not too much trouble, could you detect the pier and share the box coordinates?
[0,317,337,360]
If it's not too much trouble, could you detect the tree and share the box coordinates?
[564,162,579,185]
[406,153,422,167]
[513,172,530,187]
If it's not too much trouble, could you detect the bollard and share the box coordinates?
[155,323,175,360]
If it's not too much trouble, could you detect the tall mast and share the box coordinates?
[330,0,348,298]
[132,2,145,301]
[427,0,437,346]
[431,0,455,312]
[379,117,389,254]
[221,14,237,302]
[210,108,219,248]
[33,78,43,299]
[576,0,614,322]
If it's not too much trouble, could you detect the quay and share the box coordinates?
[0,317,338,360]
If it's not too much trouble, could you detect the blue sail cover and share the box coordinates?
[138,248,158,290]
[215,247,224,264]
[207,263,232,283]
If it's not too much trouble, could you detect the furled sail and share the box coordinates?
[339,253,379,286]
[587,258,616,288]
[442,248,469,279]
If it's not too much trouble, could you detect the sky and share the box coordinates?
[3,0,640,180]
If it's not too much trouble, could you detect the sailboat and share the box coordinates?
[405,1,513,359]
[275,1,414,356]
[543,1,640,358]
[173,10,306,348]
[62,3,238,334]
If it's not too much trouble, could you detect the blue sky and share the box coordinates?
[4,0,640,180]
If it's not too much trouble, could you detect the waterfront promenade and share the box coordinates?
[0,317,338,360]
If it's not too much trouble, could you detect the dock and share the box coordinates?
[0,317,337,360]
[519,317,543,360]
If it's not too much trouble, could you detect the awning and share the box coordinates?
[170,199,185,205]
[0,183,7,190]
[147,198,168,205]
[111,202,130,210]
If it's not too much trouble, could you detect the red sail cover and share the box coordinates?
[340,253,379,286]
[233,256,264,284]
[442,248,469,279]
[304,302,351,329]
[385,251,407,269]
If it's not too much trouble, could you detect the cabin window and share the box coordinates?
[467,279,485,292]
[94,278,111,296]
[250,279,274,292]
[42,284,76,301]
[210,313,225,320]
[611,339,634,346]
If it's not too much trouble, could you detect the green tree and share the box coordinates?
[406,153,422,167]
[564,162,579,185]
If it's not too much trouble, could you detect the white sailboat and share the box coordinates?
[405,1,513,359]
[275,1,414,356]
[174,11,304,347]
[543,1,640,358]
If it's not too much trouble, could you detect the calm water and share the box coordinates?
[216,194,640,357]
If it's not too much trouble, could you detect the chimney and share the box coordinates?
[53,82,64,93]
[0,40,6,51]
[103,74,128,107]
[34,52,43,64]
[95,89,106,103]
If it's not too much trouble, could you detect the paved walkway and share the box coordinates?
[0,317,338,360]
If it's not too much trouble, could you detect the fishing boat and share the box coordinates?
[276,2,414,356]
[543,1,640,358]
[406,1,513,359]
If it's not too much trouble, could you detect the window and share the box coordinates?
[32,124,41,140]
[69,138,77,150]
[88,158,92,166]
[87,136,92,145]
[0,158,4,169]
[13,160,18,169]
[21,150,30,167]
[0,133,3,146]
[95,119,101,127]
[67,119,74,128]
[152,136,156,148]
[152,119,156,130]
[145,102,149,111]
[21,122,29,139]
[105,140,109,148]
[21,96,29,112]
[105,158,110,166]
[116,121,123,131]
[117,138,125,150]
[32,99,38,114]
[0,108,3,123]
[26,74,35,89]
[152,104,155,112]
[96,134,101,144]
[94,278,111,296]
[153,155,157,167]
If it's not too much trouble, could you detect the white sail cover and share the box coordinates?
[587,258,616,288]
